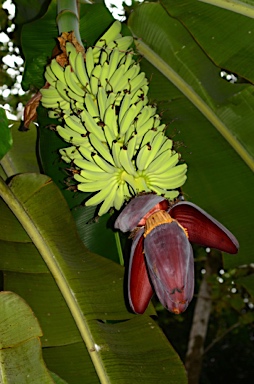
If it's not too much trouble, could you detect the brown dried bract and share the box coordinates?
[56,31,85,67]
[23,84,49,129]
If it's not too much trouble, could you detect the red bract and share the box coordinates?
[115,195,239,314]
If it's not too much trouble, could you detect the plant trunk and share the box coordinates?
[185,250,222,384]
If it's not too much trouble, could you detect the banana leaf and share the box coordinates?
[0,170,186,383]
[128,1,254,269]
[0,108,12,160]
[2,0,254,382]
[0,291,66,383]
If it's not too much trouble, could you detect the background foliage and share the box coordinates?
[0,0,253,383]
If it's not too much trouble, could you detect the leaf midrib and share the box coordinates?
[133,38,254,172]
[0,176,109,384]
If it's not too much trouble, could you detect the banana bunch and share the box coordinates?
[41,21,187,215]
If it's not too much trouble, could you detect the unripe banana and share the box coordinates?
[55,80,71,102]
[89,133,115,166]
[41,21,188,215]
[114,183,125,210]
[66,42,78,71]
[84,180,116,207]
[120,101,144,136]
[107,64,125,92]
[85,47,95,77]
[119,146,137,176]
[75,51,91,92]
[104,124,116,148]
[104,104,118,137]
[64,65,85,97]
[45,66,57,86]
[119,93,132,124]
[92,153,116,173]
[64,114,86,135]
[57,125,89,146]
[80,109,105,142]
[93,21,122,57]
[97,87,107,119]
[97,181,118,216]
[40,86,59,99]
[113,36,133,52]
[108,48,120,79]
[136,143,152,171]
[59,146,83,163]
[84,93,99,118]
[78,178,115,192]
[127,134,137,160]
[90,64,102,96]
[50,59,66,84]
[112,140,122,168]
[146,152,179,175]
[99,62,109,88]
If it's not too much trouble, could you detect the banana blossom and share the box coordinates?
[115,194,239,314]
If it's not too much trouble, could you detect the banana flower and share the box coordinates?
[115,194,239,314]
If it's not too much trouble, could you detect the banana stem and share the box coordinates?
[57,0,83,46]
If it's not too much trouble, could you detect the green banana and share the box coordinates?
[40,86,59,99]
[57,125,89,146]
[85,178,118,211]
[93,21,122,57]
[104,124,116,148]
[97,87,107,119]
[120,101,144,136]
[119,93,132,124]
[64,65,85,97]
[97,181,118,215]
[89,133,115,166]
[136,143,152,171]
[104,103,118,137]
[41,21,188,215]
[99,61,109,88]
[84,93,99,118]
[59,146,83,163]
[75,51,91,92]
[79,169,111,181]
[85,47,95,77]
[50,59,66,84]
[77,179,112,192]
[66,42,78,71]
[113,183,125,210]
[64,114,86,135]
[92,153,116,173]
[107,48,120,79]
[119,147,137,176]
[127,134,137,160]
[45,66,57,86]
[90,64,102,96]
[80,109,105,142]
[55,80,71,102]
[146,152,180,175]
[106,64,125,92]
[112,140,122,168]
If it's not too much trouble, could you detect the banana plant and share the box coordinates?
[1,0,254,383]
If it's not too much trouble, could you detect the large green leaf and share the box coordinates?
[0,122,40,178]
[0,172,187,383]
[0,291,56,383]
[162,0,254,83]
[0,108,12,161]
[128,2,254,269]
